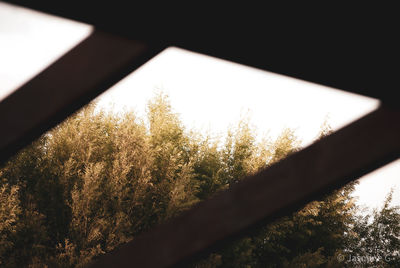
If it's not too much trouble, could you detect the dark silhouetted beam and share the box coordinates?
[90,106,400,268]
[3,1,398,102]
[1,3,399,267]
[0,30,162,164]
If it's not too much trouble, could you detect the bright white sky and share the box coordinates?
[0,2,398,211]
[0,2,92,100]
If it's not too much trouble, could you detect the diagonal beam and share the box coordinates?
[91,106,400,268]
[0,30,162,164]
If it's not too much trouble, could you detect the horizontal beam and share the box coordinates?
[0,30,162,164]
[3,1,398,102]
[1,4,398,266]
[90,106,400,267]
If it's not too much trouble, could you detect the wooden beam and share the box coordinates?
[3,1,398,102]
[90,106,400,268]
[0,30,162,164]
[1,4,398,266]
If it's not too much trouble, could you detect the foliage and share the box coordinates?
[0,92,398,267]
[347,189,400,267]
[0,182,20,266]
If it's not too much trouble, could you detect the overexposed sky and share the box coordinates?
[96,47,378,146]
[0,2,398,211]
[0,2,92,100]
[95,47,398,211]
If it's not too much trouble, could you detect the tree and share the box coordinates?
[1,92,398,267]
[348,190,400,267]
[146,92,200,219]
[194,121,358,268]
[0,183,20,266]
